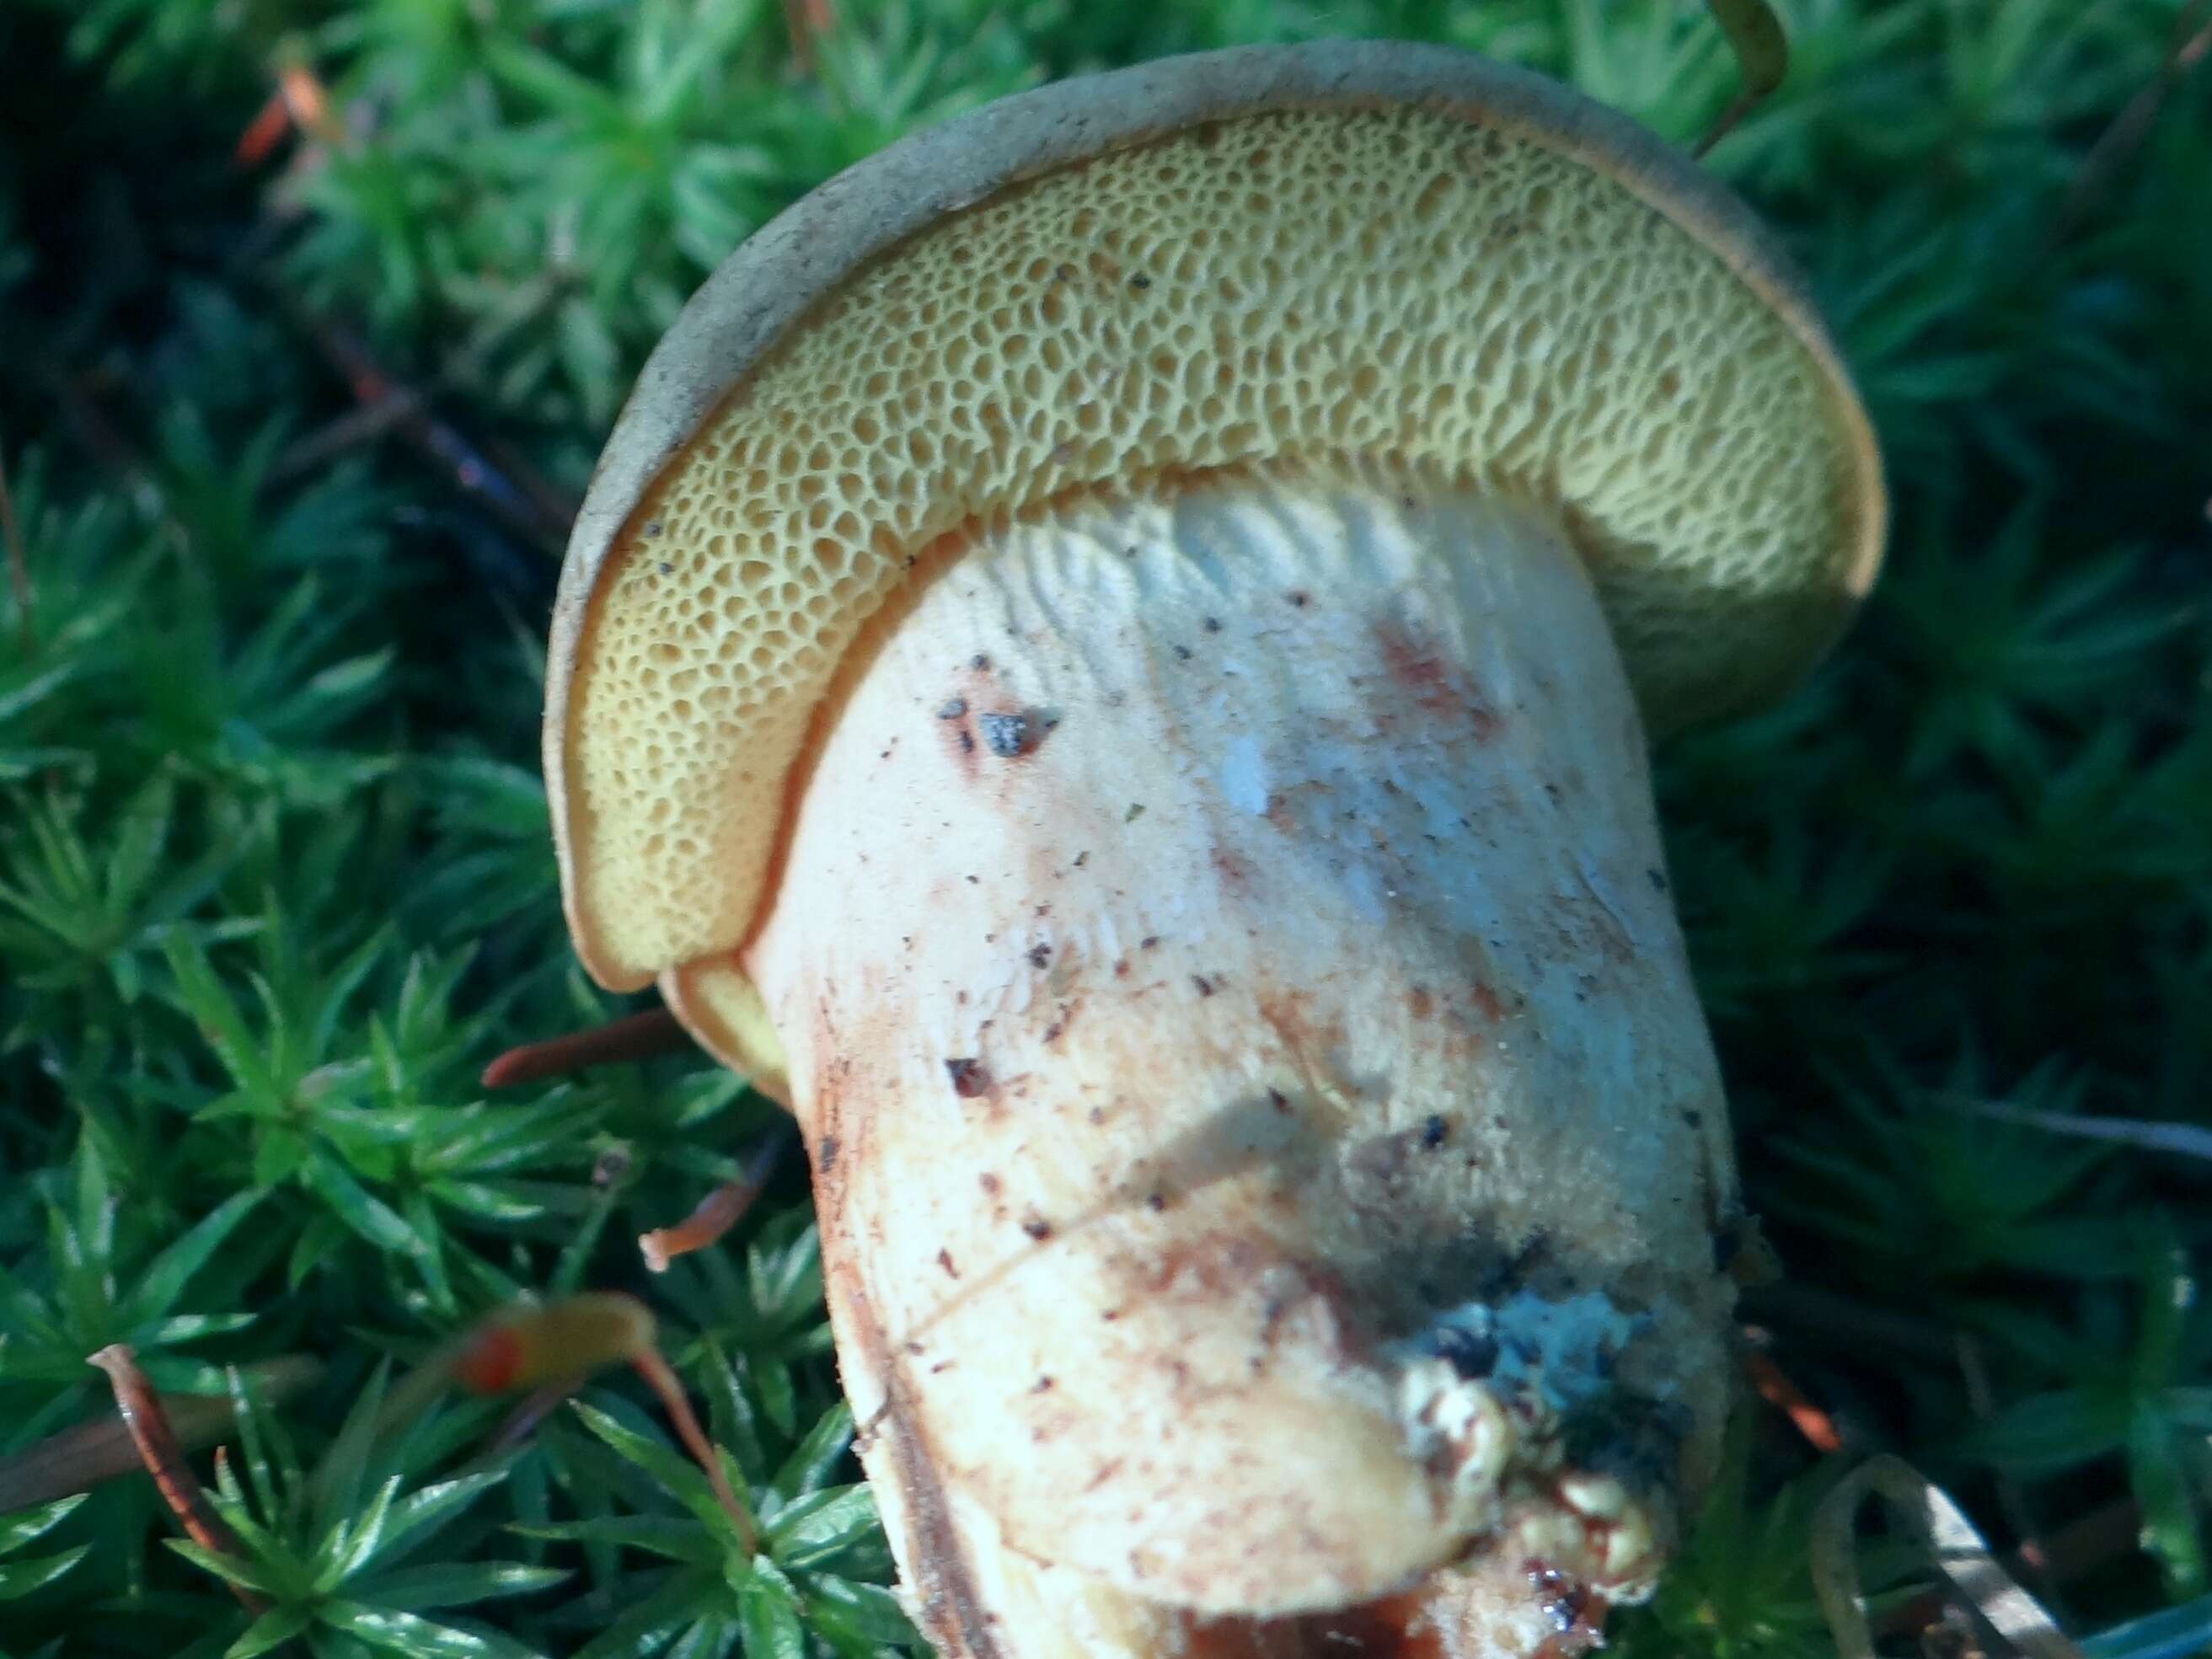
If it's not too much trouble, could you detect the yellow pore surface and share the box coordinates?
[569,104,1874,984]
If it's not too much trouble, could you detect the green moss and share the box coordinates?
[1,2,2207,1654]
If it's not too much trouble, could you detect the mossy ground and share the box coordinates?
[1,3,2207,1656]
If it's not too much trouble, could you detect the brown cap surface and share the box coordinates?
[547,40,1886,990]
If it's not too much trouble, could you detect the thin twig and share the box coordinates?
[225,57,581,544]
[1695,92,1758,160]
[235,89,292,167]
[481,1007,694,1089]
[1739,1339,1845,1453]
[485,1380,586,1456]
[260,281,578,554]
[782,0,838,75]
[0,1357,320,1512]
[1946,1094,2212,1165]
[0,447,30,656]
[631,1345,757,1554]
[1695,0,1789,158]
[87,1346,266,1613]
[269,266,577,488]
[234,61,346,166]
[639,1129,795,1272]
[479,426,585,543]
[2048,0,2212,248]
[267,392,426,484]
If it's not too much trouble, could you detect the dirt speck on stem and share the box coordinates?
[981,711,1032,757]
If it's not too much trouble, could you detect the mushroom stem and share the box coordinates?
[731,464,1742,1657]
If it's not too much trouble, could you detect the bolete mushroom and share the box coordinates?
[544,40,1883,1659]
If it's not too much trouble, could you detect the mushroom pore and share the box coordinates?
[546,42,1884,1659]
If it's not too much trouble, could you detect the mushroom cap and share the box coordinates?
[547,40,1886,991]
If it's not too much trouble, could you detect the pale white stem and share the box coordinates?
[740,463,1741,1658]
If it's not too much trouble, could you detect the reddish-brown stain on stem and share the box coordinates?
[1211,845,1254,891]
[1374,621,1503,739]
[946,1057,994,1099]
